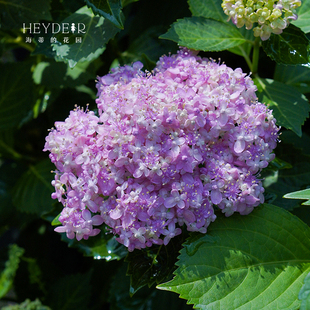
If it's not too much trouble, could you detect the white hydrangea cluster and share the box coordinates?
[222,0,301,40]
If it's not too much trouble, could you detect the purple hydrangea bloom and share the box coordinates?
[44,48,279,251]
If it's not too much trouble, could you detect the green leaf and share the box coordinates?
[121,0,139,6]
[47,271,92,310]
[0,62,35,130]
[0,0,52,30]
[51,213,61,226]
[158,204,310,310]
[284,188,310,206]
[61,230,127,261]
[254,78,310,137]
[268,157,292,171]
[109,264,192,310]
[264,162,310,210]
[13,159,55,215]
[160,17,247,52]
[299,272,310,310]
[274,64,310,94]
[52,6,120,68]
[188,0,226,22]
[126,234,185,296]
[262,24,310,65]
[85,0,124,29]
[125,26,178,65]
[32,58,101,88]
[0,244,24,299]
[280,130,310,157]
[293,0,310,34]
[227,26,255,57]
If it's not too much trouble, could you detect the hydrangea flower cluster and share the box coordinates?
[221,0,301,40]
[44,48,279,251]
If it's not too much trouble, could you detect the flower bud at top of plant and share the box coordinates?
[222,0,301,40]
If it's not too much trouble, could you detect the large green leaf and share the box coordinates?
[188,0,226,22]
[13,159,55,215]
[227,26,255,58]
[160,17,247,52]
[262,24,310,65]
[0,244,24,299]
[52,6,120,68]
[284,188,310,206]
[254,78,310,137]
[85,0,124,29]
[274,64,310,94]
[0,62,35,130]
[293,0,310,34]
[0,0,52,30]
[158,204,310,310]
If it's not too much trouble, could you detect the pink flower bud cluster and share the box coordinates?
[44,48,279,251]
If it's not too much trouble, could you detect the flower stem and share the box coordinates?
[251,37,261,76]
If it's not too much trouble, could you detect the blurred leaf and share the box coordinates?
[22,257,46,295]
[13,159,55,215]
[158,204,310,310]
[160,17,246,52]
[0,130,21,160]
[280,130,310,157]
[0,62,35,130]
[2,299,51,310]
[300,272,310,310]
[0,0,52,30]
[262,24,310,65]
[284,188,310,205]
[268,157,292,171]
[0,244,24,299]
[264,162,310,210]
[32,32,57,59]
[32,58,101,88]
[124,26,178,65]
[61,230,127,261]
[254,77,310,137]
[122,0,139,6]
[85,0,124,29]
[47,271,92,310]
[188,0,226,22]
[274,64,310,94]
[293,0,310,34]
[126,234,184,296]
[52,6,120,68]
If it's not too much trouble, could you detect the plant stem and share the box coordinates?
[238,45,253,72]
[251,37,260,76]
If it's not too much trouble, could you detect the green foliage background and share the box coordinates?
[0,0,310,309]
